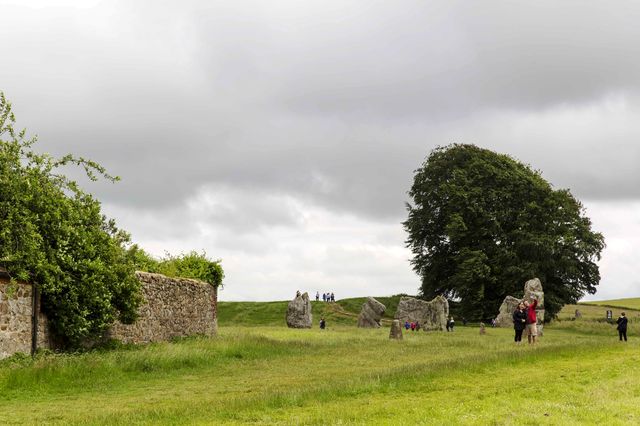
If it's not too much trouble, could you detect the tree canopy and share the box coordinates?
[0,93,140,347]
[128,247,224,288]
[403,144,605,320]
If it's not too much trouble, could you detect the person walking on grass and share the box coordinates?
[617,312,628,342]
[513,302,527,344]
[316,291,319,302]
[524,297,538,344]
[320,317,326,330]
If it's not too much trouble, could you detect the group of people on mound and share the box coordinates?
[512,297,539,344]
[316,292,335,303]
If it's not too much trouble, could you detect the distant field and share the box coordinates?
[558,303,640,321]
[582,297,640,311]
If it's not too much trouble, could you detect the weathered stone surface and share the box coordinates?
[357,297,386,328]
[108,272,218,344]
[494,296,521,328]
[286,292,312,328]
[389,319,403,340]
[0,273,52,359]
[394,295,449,331]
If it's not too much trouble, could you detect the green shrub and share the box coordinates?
[129,246,224,287]
[0,93,140,348]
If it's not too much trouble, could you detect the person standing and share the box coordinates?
[322,293,326,302]
[316,292,319,302]
[447,316,455,332]
[524,297,538,344]
[320,317,326,329]
[330,292,335,303]
[404,320,410,330]
[617,312,628,342]
[513,302,527,344]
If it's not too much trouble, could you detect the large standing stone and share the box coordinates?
[286,292,312,328]
[494,278,545,335]
[357,297,386,328]
[389,319,403,340]
[394,295,449,331]
[494,296,521,327]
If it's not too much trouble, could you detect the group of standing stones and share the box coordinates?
[285,291,450,340]
[286,278,542,338]
[494,278,545,335]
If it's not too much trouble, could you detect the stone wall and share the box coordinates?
[0,275,51,359]
[107,271,218,344]
[0,270,217,358]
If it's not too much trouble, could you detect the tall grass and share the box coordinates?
[1,325,638,425]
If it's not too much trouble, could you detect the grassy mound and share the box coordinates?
[218,295,407,327]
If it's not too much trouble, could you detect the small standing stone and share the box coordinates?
[389,320,403,340]
[479,323,486,335]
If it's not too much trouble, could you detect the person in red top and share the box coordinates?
[523,297,538,344]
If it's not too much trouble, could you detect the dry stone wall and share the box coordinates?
[1,270,217,358]
[108,272,218,344]
[0,275,51,359]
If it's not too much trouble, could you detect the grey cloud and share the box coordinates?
[3,0,640,225]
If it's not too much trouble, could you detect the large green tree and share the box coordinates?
[0,93,140,347]
[403,144,605,320]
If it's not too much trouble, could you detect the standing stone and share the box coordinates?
[494,296,521,327]
[394,295,449,331]
[493,278,545,336]
[286,292,312,328]
[389,319,403,340]
[357,297,386,328]
[479,323,486,335]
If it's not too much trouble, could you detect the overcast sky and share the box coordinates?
[2,1,639,301]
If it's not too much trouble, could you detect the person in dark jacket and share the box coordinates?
[513,302,527,344]
[617,312,628,342]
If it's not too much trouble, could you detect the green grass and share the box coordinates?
[582,297,640,311]
[1,324,640,425]
[2,297,640,424]
[218,295,406,327]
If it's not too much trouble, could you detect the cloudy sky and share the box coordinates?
[2,0,639,301]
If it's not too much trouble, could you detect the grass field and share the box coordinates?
[582,297,640,311]
[2,298,640,425]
